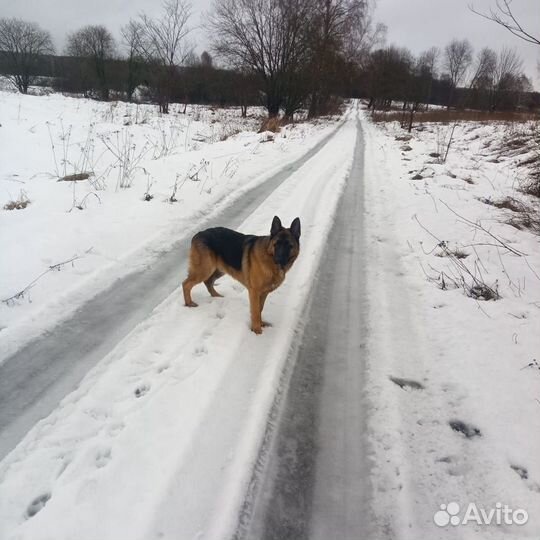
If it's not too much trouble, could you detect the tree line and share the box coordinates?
[0,0,538,118]
[363,39,536,113]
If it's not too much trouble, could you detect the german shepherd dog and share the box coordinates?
[182,216,301,334]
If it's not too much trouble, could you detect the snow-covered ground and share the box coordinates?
[0,95,355,539]
[0,91,336,359]
[1,90,539,540]
[362,111,540,538]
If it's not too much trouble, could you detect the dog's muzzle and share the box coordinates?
[274,245,292,268]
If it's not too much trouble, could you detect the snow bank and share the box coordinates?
[361,109,540,539]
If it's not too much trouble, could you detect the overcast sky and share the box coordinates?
[1,0,538,88]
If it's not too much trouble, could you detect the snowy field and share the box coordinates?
[1,90,539,540]
[0,93,352,539]
[362,110,540,538]
[0,90,336,359]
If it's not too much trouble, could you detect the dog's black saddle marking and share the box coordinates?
[196,227,257,271]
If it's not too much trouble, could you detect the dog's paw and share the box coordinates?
[251,326,263,335]
[185,301,198,308]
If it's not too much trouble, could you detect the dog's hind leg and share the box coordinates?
[183,241,216,307]
[183,276,200,307]
[204,270,224,298]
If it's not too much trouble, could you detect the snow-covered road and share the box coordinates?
[0,116,342,462]
[235,116,371,540]
[0,106,358,540]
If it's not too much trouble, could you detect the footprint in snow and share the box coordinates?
[194,345,208,357]
[26,493,51,518]
[435,455,470,476]
[510,464,528,480]
[84,407,110,420]
[510,464,540,493]
[389,376,425,391]
[134,383,150,398]
[56,457,71,478]
[107,421,125,437]
[95,448,112,468]
[449,420,481,439]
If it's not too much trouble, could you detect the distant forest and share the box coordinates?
[1,0,538,117]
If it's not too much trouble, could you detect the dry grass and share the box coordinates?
[435,247,469,259]
[469,282,500,301]
[4,199,30,211]
[480,196,527,212]
[4,191,30,211]
[521,175,540,198]
[506,212,540,234]
[495,122,540,198]
[480,196,540,235]
[259,117,284,133]
[371,109,539,124]
[218,124,242,141]
[58,172,92,182]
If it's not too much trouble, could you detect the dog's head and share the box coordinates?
[268,216,301,270]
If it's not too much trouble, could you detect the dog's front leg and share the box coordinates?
[248,288,263,334]
[260,292,272,327]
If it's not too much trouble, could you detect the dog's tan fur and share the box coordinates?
[182,216,300,334]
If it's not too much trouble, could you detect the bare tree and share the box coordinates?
[0,18,54,93]
[464,47,497,109]
[443,38,473,108]
[402,50,434,131]
[200,51,213,67]
[66,25,116,100]
[307,0,371,117]
[121,21,145,101]
[517,73,532,92]
[494,46,523,87]
[367,46,414,110]
[130,0,193,113]
[416,47,439,109]
[345,3,386,69]
[208,0,312,117]
[493,47,525,107]
[419,47,439,76]
[469,47,497,90]
[470,0,540,46]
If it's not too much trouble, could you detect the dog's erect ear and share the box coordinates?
[290,217,301,240]
[270,216,282,237]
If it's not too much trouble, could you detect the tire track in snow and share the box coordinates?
[140,111,358,540]
[0,116,345,462]
[235,112,371,540]
[0,109,358,540]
